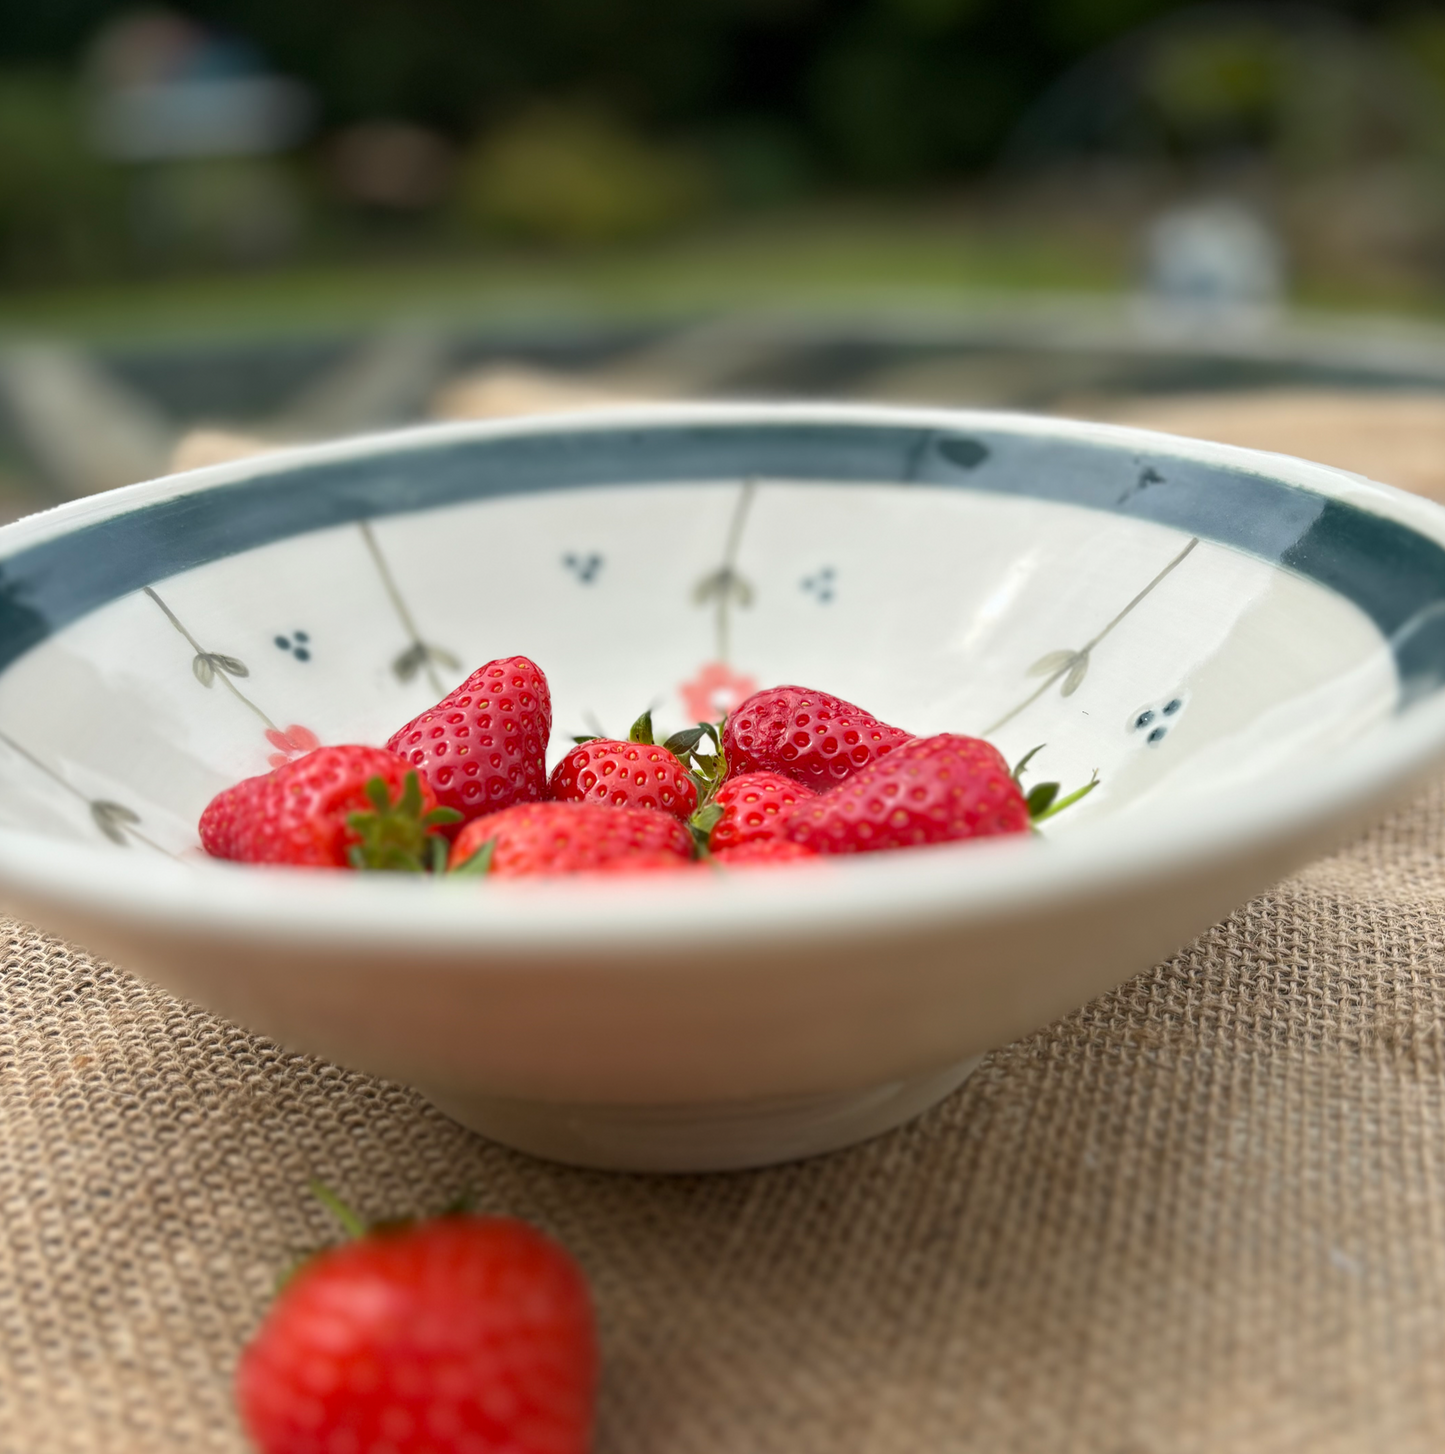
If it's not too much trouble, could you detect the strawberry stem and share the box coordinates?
[1011,744,1046,785]
[1010,744,1099,828]
[309,1179,368,1239]
[1032,771,1100,823]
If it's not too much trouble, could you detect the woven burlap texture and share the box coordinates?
[5,787,1445,1454]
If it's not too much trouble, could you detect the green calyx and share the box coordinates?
[448,837,496,877]
[688,800,724,856]
[1011,745,1100,828]
[278,1180,480,1289]
[309,1179,369,1238]
[674,724,721,814]
[310,1179,478,1239]
[679,720,729,857]
[630,711,726,787]
[346,772,462,873]
[626,707,731,857]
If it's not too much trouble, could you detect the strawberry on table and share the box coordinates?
[788,733,1033,854]
[199,745,458,869]
[708,770,816,852]
[549,739,698,818]
[723,685,913,788]
[449,801,695,878]
[387,656,551,826]
[237,1201,597,1454]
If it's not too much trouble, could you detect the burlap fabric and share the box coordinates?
[4,786,1445,1454]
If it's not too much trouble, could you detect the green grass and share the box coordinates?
[0,208,1130,343]
[2,201,1440,347]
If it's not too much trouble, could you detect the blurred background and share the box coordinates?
[3,0,1445,514]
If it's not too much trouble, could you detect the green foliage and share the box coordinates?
[0,71,122,280]
[457,105,711,245]
[0,1,1435,284]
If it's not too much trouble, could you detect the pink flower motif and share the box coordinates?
[679,662,757,723]
[265,723,320,768]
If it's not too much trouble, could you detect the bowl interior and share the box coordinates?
[0,410,1439,858]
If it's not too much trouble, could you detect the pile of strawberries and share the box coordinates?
[200,655,1095,877]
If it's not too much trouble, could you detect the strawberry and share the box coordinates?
[236,1207,597,1454]
[787,733,1031,854]
[708,770,816,851]
[712,838,819,867]
[449,801,695,877]
[722,685,913,788]
[199,746,458,869]
[199,771,267,861]
[387,656,551,825]
[549,739,698,818]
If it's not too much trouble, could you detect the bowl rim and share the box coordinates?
[1,398,1444,953]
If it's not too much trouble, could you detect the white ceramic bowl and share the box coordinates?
[2,403,1445,1171]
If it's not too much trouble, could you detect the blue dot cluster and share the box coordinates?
[1132,696,1184,745]
[275,630,311,662]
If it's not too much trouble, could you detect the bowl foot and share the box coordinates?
[421,1054,985,1172]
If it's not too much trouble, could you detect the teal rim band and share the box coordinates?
[1,421,1442,701]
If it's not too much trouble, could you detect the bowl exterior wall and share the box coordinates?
[0,797,1359,1122]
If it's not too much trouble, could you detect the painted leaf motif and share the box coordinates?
[193,652,248,685]
[1028,649,1079,678]
[392,642,459,682]
[392,643,427,682]
[91,800,140,845]
[693,568,753,608]
[1061,654,1091,697]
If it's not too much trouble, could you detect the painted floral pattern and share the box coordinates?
[680,663,758,723]
[3,468,1217,850]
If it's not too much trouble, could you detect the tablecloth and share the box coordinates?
[4,775,1445,1453]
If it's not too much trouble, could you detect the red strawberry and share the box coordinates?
[723,685,913,788]
[387,656,551,825]
[450,801,695,877]
[549,739,698,818]
[712,838,819,867]
[787,733,1030,854]
[237,1213,597,1454]
[708,770,816,851]
[199,769,268,860]
[200,745,454,869]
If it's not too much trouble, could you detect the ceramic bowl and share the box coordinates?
[2,403,1444,1172]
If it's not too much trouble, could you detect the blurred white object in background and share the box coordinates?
[93,74,310,162]
[86,10,311,162]
[83,9,311,265]
[1141,198,1285,316]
